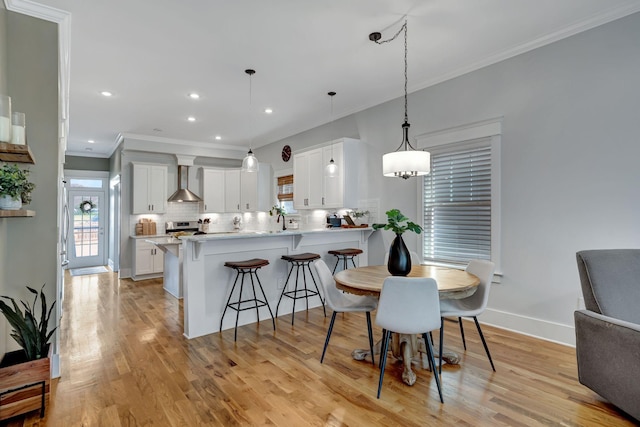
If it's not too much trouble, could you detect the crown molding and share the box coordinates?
[4,0,69,22]
[119,133,248,152]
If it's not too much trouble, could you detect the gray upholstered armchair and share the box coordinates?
[575,250,640,421]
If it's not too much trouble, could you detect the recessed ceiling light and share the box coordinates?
[187,116,196,122]
[215,135,222,140]
[100,91,112,97]
[88,139,95,143]
[264,108,273,114]
[188,93,200,99]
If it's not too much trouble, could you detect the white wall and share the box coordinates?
[255,12,640,345]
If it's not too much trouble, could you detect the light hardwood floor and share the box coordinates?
[3,270,636,426]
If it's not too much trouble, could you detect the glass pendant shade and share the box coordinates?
[325,158,338,177]
[241,148,259,172]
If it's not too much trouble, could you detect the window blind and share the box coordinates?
[277,175,294,201]
[423,142,492,265]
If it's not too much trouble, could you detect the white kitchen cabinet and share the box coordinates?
[201,168,225,213]
[293,138,364,210]
[132,163,167,214]
[133,238,164,279]
[294,150,323,209]
[293,150,310,209]
[240,165,272,212]
[224,169,241,213]
[224,165,272,213]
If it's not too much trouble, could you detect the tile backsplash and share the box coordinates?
[130,199,380,235]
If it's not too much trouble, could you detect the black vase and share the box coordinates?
[388,233,411,276]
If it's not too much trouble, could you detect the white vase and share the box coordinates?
[0,194,22,210]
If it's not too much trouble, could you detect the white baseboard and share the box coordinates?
[119,268,132,279]
[479,308,576,347]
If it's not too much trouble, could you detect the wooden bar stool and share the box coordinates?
[328,248,363,274]
[276,253,326,325]
[220,258,275,341]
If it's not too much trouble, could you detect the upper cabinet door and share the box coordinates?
[148,165,167,213]
[224,169,241,213]
[201,168,225,213]
[307,149,324,208]
[293,151,310,209]
[132,164,167,214]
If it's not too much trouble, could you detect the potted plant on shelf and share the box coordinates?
[0,163,35,210]
[0,284,56,420]
[373,209,422,276]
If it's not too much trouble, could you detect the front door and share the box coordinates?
[68,189,107,268]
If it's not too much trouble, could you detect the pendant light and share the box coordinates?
[370,19,430,179]
[325,91,338,178]
[241,69,259,173]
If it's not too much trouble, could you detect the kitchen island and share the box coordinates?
[180,228,374,339]
[146,237,183,298]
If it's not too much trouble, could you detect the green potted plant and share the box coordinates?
[269,204,287,231]
[0,163,36,210]
[373,209,422,276]
[0,284,56,420]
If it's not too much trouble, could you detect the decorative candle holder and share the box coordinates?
[11,112,26,145]
[0,94,11,143]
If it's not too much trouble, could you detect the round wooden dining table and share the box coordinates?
[334,264,480,386]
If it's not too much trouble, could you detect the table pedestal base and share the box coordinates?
[352,333,460,386]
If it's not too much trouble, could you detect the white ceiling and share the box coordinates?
[13,0,640,158]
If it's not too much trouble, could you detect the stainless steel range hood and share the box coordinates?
[168,164,202,203]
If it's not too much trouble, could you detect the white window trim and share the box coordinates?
[415,117,502,278]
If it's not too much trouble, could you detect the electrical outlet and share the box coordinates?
[277,277,286,290]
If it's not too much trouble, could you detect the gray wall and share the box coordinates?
[256,12,640,345]
[1,10,58,356]
[65,155,110,171]
[0,3,8,359]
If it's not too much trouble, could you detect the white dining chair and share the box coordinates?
[375,276,444,403]
[439,259,496,373]
[313,259,378,365]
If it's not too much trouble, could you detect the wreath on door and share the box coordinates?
[79,200,96,213]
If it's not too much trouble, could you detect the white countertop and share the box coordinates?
[179,227,373,242]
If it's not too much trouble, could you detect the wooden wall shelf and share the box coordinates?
[0,143,35,164]
[0,210,35,218]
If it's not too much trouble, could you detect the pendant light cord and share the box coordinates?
[371,19,415,151]
[246,69,255,153]
[329,91,335,158]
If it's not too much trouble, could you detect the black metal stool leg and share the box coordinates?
[291,263,301,325]
[248,269,261,325]
[220,271,241,333]
[306,262,326,316]
[254,269,276,330]
[332,256,340,274]
[234,271,247,341]
[276,263,295,318]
